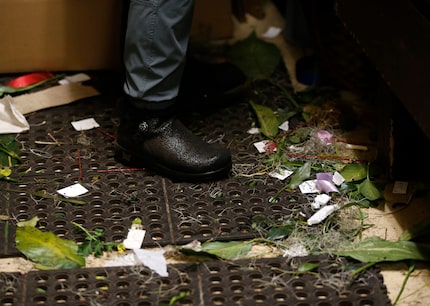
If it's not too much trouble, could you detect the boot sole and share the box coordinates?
[114,143,231,182]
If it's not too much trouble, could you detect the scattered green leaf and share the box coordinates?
[15,226,85,269]
[249,100,279,138]
[340,163,367,183]
[228,31,281,80]
[333,236,430,262]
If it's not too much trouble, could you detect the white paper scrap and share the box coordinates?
[262,26,282,38]
[332,171,345,186]
[247,127,260,134]
[311,194,331,209]
[57,183,89,198]
[59,73,91,85]
[71,118,100,131]
[299,180,319,194]
[104,253,138,267]
[123,228,146,250]
[392,181,408,194]
[133,249,168,277]
[307,204,339,225]
[278,120,289,131]
[0,95,30,134]
[253,140,276,153]
[269,168,293,180]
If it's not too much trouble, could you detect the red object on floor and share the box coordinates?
[6,72,54,88]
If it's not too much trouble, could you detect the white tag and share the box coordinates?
[123,228,146,250]
[299,180,319,194]
[59,73,91,85]
[247,127,260,134]
[57,183,88,198]
[253,140,276,153]
[311,194,332,209]
[71,118,100,131]
[278,120,289,131]
[392,181,408,194]
[269,168,293,180]
[262,26,282,38]
[332,171,345,186]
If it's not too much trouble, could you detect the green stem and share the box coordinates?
[0,188,85,205]
[72,222,97,241]
[392,261,415,306]
[350,261,377,277]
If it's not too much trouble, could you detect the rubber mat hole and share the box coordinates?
[296,291,309,300]
[292,280,306,290]
[231,284,244,294]
[1,297,15,305]
[359,300,374,306]
[274,293,287,301]
[211,296,226,305]
[199,229,213,237]
[54,295,68,303]
[151,232,164,241]
[75,283,89,291]
[55,283,68,292]
[209,276,222,284]
[33,295,47,303]
[54,274,69,282]
[180,230,193,239]
[229,275,243,283]
[315,290,330,299]
[356,288,371,297]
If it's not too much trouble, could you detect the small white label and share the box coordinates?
[71,118,100,131]
[332,171,345,186]
[123,228,146,250]
[278,121,289,131]
[299,180,319,194]
[57,183,89,198]
[269,168,293,180]
[392,181,408,194]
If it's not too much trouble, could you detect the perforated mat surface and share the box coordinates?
[1,255,390,306]
[0,75,392,305]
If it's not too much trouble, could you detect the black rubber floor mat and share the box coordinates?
[0,94,309,257]
[0,255,391,306]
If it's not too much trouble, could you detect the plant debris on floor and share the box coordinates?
[1,29,430,306]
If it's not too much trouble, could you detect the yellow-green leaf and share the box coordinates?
[334,236,430,263]
[15,226,85,269]
[249,101,279,138]
[201,241,252,260]
[340,163,367,182]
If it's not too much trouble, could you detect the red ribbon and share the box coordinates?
[6,72,54,88]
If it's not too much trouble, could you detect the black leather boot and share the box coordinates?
[115,100,232,182]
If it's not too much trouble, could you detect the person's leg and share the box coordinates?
[116,0,232,181]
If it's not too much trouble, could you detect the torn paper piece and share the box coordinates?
[392,181,408,194]
[282,243,309,258]
[134,249,168,277]
[71,118,100,131]
[104,253,138,267]
[311,194,331,209]
[58,73,91,85]
[123,227,146,250]
[247,127,260,134]
[57,183,89,198]
[269,168,294,180]
[13,82,100,115]
[253,140,277,153]
[278,120,289,131]
[332,171,345,186]
[299,180,319,194]
[307,204,339,225]
[0,95,29,134]
[262,26,282,38]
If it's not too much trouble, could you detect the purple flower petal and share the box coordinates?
[316,179,339,193]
